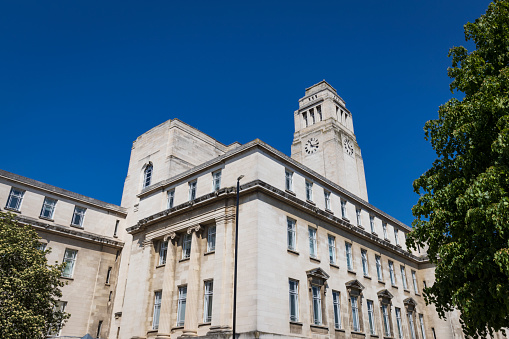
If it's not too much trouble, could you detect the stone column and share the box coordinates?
[156,233,178,339]
[181,225,202,337]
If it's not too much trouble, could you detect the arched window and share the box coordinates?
[143,164,153,188]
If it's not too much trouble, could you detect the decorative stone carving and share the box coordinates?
[186,225,202,235]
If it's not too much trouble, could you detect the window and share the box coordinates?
[207,226,216,252]
[289,279,299,321]
[432,328,437,339]
[182,234,191,259]
[401,266,408,290]
[40,197,57,219]
[363,300,374,334]
[328,235,336,264]
[394,228,400,246]
[419,314,427,339]
[333,291,341,329]
[6,188,24,211]
[287,218,296,251]
[408,312,417,339]
[48,301,67,336]
[412,270,419,293]
[152,291,162,329]
[188,181,197,201]
[96,320,103,338]
[113,220,119,237]
[370,215,375,233]
[303,112,308,127]
[351,296,360,331]
[167,189,175,209]
[62,249,77,278]
[382,222,388,239]
[317,105,322,121]
[204,281,213,322]
[305,181,313,201]
[376,255,383,281]
[382,304,391,337]
[285,170,293,191]
[312,286,322,325]
[341,200,347,219]
[423,280,427,289]
[159,240,168,265]
[356,208,362,226]
[71,206,86,227]
[177,286,187,326]
[310,108,315,124]
[308,227,317,258]
[106,267,112,284]
[345,242,353,271]
[361,249,369,276]
[212,171,221,191]
[37,242,47,252]
[395,307,404,339]
[143,164,153,188]
[324,191,331,210]
[389,261,396,285]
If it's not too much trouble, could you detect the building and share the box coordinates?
[0,81,470,339]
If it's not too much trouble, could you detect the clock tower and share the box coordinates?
[291,80,368,201]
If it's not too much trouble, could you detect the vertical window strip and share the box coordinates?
[389,261,396,285]
[395,307,404,339]
[188,181,197,201]
[152,291,162,329]
[287,219,296,251]
[408,312,417,339]
[309,228,317,258]
[285,170,293,191]
[419,314,427,339]
[356,208,362,226]
[289,280,299,322]
[7,188,24,211]
[351,296,360,332]
[312,286,322,325]
[167,190,175,209]
[382,222,388,239]
[333,291,341,329]
[213,171,221,191]
[412,270,419,293]
[143,164,153,188]
[341,200,347,219]
[40,197,57,219]
[324,191,331,210]
[177,286,187,326]
[306,181,313,201]
[207,226,216,252]
[401,266,408,290]
[376,255,383,281]
[159,241,168,265]
[328,235,336,264]
[71,206,86,227]
[182,234,192,259]
[346,243,353,271]
[367,300,375,335]
[382,304,391,337]
[62,249,77,278]
[361,250,368,276]
[370,215,375,233]
[394,228,400,245]
[204,281,213,323]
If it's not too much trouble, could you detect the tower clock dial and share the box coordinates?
[343,137,354,156]
[304,138,319,154]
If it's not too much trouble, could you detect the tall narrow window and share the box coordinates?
[412,270,419,293]
[71,206,86,227]
[188,181,197,201]
[328,235,336,264]
[182,234,191,259]
[389,261,396,285]
[289,279,299,321]
[48,301,67,336]
[6,187,24,211]
[96,320,103,338]
[308,227,317,258]
[287,218,296,251]
[40,197,57,219]
[361,249,369,276]
[351,296,360,331]
[395,307,404,339]
[310,109,315,124]
[324,191,331,210]
[401,266,408,290]
[317,105,322,121]
[312,286,322,325]
[382,304,391,336]
[423,280,427,289]
[167,189,175,209]
[394,228,400,246]
[333,291,341,329]
[62,249,78,278]
[419,314,427,339]
[207,226,216,252]
[113,220,119,237]
[376,255,383,281]
[177,286,187,326]
[143,164,153,188]
[367,300,376,335]
[152,291,162,329]
[37,242,47,252]
[306,181,313,201]
[432,328,437,339]
[303,112,308,127]
[285,170,293,191]
[212,171,221,191]
[106,267,112,284]
[370,215,375,233]
[356,208,362,226]
[345,242,353,271]
[408,312,417,339]
[382,222,388,239]
[204,281,213,323]
[341,200,347,219]
[159,240,168,265]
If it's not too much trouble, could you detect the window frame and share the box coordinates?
[382,222,388,239]
[106,266,112,284]
[367,300,376,335]
[394,228,400,246]
[177,286,187,327]
[389,260,396,286]
[40,197,57,219]
[395,307,404,339]
[152,291,162,330]
[412,270,419,293]
[375,255,383,281]
[289,279,299,322]
[285,170,293,191]
[369,215,375,233]
[159,240,168,265]
[419,314,427,339]
[143,164,153,189]
[182,234,192,259]
[203,280,213,323]
[345,242,353,271]
[308,227,317,258]
[328,235,336,264]
[324,191,331,210]
[305,180,313,201]
[401,266,408,290]
[207,226,216,252]
[167,189,175,209]
[287,218,296,251]
[212,170,221,191]
[6,187,24,211]
[382,304,391,337]
[361,249,369,277]
[62,248,78,278]
[71,206,86,227]
[356,208,362,226]
[341,200,347,219]
[188,180,197,201]
[333,291,341,329]
[351,295,360,332]
[311,285,322,325]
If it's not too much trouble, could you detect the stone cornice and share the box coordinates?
[0,169,127,216]
[16,215,124,249]
[136,140,411,233]
[129,179,424,263]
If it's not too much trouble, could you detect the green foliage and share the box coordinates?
[0,212,69,339]
[408,1,509,337]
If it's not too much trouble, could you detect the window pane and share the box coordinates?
[333,291,341,329]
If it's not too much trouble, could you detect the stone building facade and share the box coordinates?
[0,81,476,339]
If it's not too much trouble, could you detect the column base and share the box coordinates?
[207,325,232,334]
[155,333,172,339]
[179,329,198,337]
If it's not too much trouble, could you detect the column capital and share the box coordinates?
[164,232,179,242]
[186,225,202,235]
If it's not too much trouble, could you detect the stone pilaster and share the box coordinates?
[181,225,202,337]
[156,232,179,339]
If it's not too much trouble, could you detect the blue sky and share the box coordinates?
[0,0,492,226]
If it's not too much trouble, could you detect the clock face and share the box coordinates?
[305,138,319,154]
[343,137,354,156]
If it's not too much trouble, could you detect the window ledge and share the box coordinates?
[325,209,334,214]
[330,263,339,269]
[335,328,345,332]
[289,321,303,326]
[39,216,54,222]
[351,331,366,336]
[342,217,350,222]
[371,232,378,237]
[113,235,118,238]
[198,322,211,327]
[378,280,386,285]
[357,225,364,229]
[396,244,402,248]
[204,251,215,256]
[347,269,356,275]
[179,257,190,263]
[363,275,372,280]
[147,329,158,334]
[60,276,74,281]
[171,326,184,330]
[287,249,300,255]
[70,224,84,229]
[391,285,399,289]
[370,335,379,338]
[404,289,410,293]
[285,189,296,196]
[414,293,421,296]
[156,264,165,269]
[310,324,329,331]
[306,200,316,205]
[4,207,21,213]
[310,256,321,263]
[105,283,110,286]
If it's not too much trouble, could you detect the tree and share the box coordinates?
[408,1,509,337]
[0,212,69,339]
